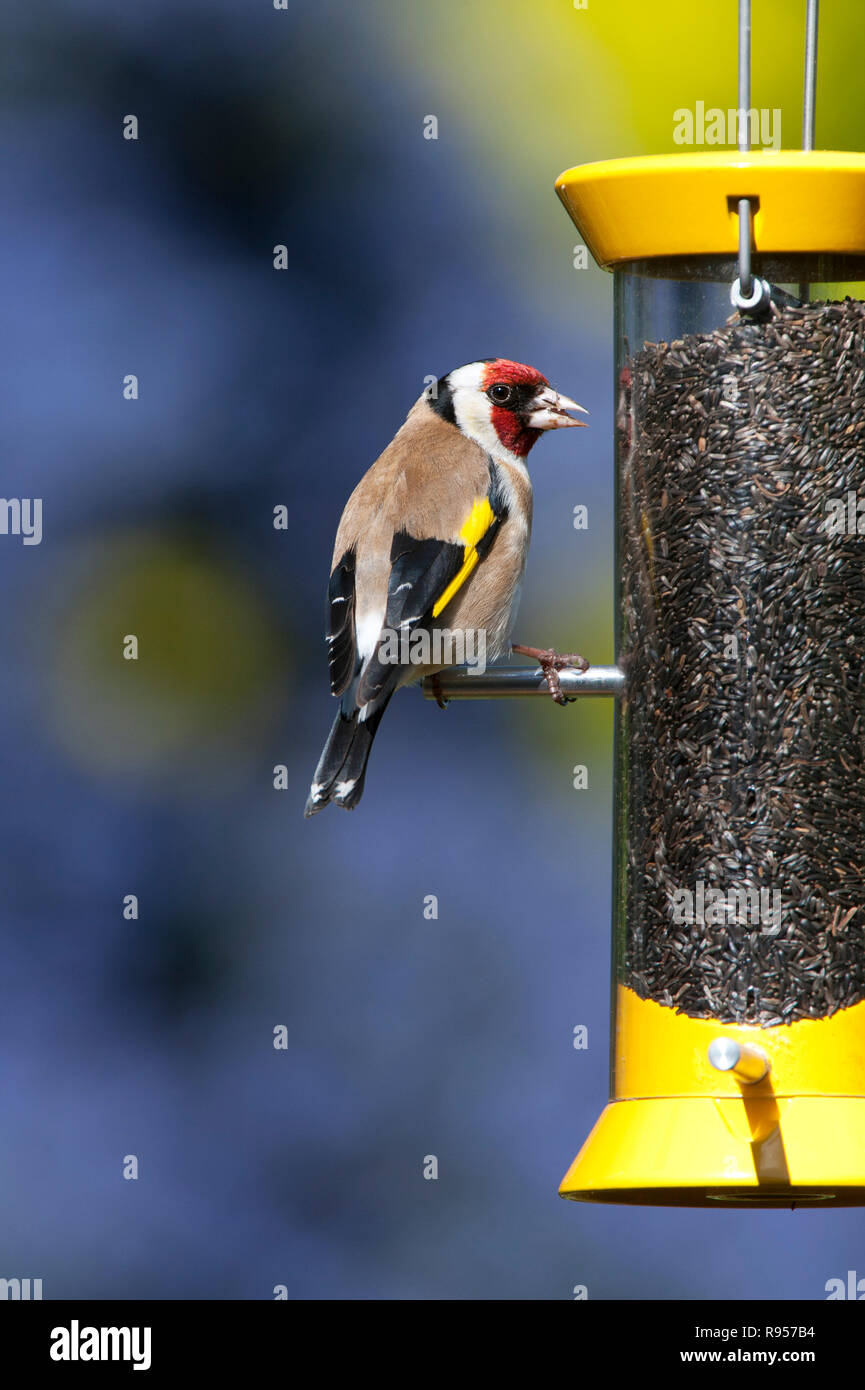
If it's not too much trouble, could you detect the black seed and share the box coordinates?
[618,297,865,1025]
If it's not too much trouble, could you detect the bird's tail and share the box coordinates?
[304,696,391,816]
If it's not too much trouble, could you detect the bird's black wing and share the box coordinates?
[327,549,357,696]
[355,465,509,706]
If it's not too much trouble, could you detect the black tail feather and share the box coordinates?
[304,698,391,816]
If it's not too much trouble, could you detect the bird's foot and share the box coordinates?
[511,643,589,705]
[430,672,449,710]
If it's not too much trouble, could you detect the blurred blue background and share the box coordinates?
[2,0,864,1299]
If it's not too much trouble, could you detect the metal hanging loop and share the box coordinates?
[730,274,770,311]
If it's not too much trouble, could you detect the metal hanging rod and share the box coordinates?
[421,664,625,701]
[738,0,751,160]
[733,1,820,311]
[802,0,819,152]
[731,0,769,313]
[799,0,820,301]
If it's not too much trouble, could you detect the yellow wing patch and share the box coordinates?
[431,496,496,618]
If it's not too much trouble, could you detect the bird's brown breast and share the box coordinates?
[332,394,533,667]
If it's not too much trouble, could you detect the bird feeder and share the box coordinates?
[426,1,865,1206]
[555,146,865,1206]
[552,2,865,1205]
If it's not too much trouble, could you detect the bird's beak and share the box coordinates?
[524,385,588,430]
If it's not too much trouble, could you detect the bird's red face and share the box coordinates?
[483,359,587,457]
[432,358,587,462]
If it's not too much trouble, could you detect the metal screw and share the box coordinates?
[708,1037,771,1084]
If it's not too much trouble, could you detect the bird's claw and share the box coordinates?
[512,644,589,705]
[430,672,449,710]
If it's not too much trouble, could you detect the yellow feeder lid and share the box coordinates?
[555,151,865,268]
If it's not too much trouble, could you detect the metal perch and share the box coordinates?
[421,664,625,701]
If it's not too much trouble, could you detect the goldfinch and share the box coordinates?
[305,358,588,816]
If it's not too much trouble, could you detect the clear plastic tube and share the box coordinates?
[613,256,865,1031]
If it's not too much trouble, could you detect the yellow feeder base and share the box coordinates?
[560,1097,865,1207]
[560,989,865,1207]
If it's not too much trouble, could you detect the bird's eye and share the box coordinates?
[487,384,513,405]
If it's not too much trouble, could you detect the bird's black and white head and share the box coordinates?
[427,358,587,466]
